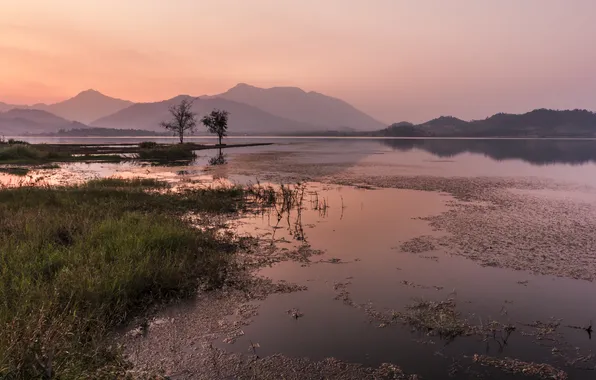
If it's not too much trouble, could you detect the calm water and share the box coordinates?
[5,137,596,378]
[8,136,596,185]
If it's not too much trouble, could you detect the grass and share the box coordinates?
[393,299,468,340]
[0,142,272,166]
[85,177,170,189]
[0,179,247,378]
[138,141,158,149]
[137,145,197,162]
[0,144,122,165]
[0,167,30,176]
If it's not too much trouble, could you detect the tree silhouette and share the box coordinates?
[201,109,229,146]
[160,99,197,144]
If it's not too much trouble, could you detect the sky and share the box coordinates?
[1,0,596,123]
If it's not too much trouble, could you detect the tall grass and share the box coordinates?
[0,180,245,378]
[0,145,46,161]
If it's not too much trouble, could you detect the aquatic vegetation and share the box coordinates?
[287,308,304,319]
[472,355,567,380]
[393,299,468,340]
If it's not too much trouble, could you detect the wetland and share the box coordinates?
[2,137,596,379]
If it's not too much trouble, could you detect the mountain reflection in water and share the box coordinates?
[380,138,596,165]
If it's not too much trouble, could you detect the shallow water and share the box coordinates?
[6,138,596,378]
[222,183,596,379]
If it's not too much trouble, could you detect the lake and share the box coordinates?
[5,137,596,378]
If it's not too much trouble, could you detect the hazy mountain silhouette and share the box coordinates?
[0,109,88,135]
[0,102,19,113]
[27,90,133,124]
[215,83,385,131]
[91,95,319,134]
[378,109,596,137]
[380,138,596,165]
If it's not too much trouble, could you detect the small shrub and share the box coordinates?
[8,139,30,145]
[138,141,158,149]
[138,145,197,161]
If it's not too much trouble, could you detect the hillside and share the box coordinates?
[0,109,88,135]
[215,83,385,131]
[377,109,596,137]
[31,90,133,124]
[0,102,18,113]
[91,95,319,134]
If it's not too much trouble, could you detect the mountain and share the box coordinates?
[0,102,18,113]
[91,95,319,134]
[31,90,133,124]
[376,109,596,137]
[0,109,88,135]
[215,83,385,131]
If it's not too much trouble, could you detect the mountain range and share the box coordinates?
[373,109,596,138]
[0,85,383,135]
[91,95,319,134]
[0,109,87,135]
[2,86,596,137]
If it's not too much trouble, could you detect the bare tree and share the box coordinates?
[160,99,197,144]
[201,109,229,146]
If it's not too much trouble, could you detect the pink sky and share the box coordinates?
[1,0,595,123]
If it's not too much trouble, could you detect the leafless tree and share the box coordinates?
[201,109,229,146]
[160,99,197,144]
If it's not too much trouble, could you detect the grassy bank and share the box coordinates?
[0,179,246,378]
[0,142,272,167]
[137,144,197,161]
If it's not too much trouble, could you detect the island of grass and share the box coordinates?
[0,178,256,378]
[0,140,272,166]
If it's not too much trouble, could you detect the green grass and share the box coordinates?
[0,145,122,165]
[85,177,170,189]
[0,180,246,378]
[0,145,48,161]
[137,144,197,161]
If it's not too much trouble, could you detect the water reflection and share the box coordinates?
[208,149,227,166]
[381,139,596,165]
[230,183,596,379]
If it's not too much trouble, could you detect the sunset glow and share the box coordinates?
[1,0,595,122]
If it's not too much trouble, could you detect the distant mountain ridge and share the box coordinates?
[4,85,596,137]
[30,90,133,124]
[376,109,596,138]
[0,102,18,113]
[214,83,385,131]
[0,109,88,135]
[91,95,319,134]
[1,84,383,134]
